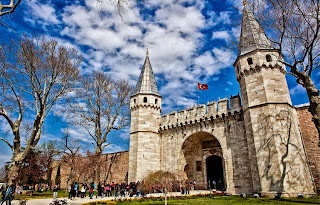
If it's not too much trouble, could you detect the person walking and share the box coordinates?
[53,185,58,200]
[212,180,216,190]
[1,184,13,205]
[96,182,102,198]
[89,182,95,199]
[0,185,5,203]
[105,183,111,197]
[80,184,86,198]
[111,182,115,196]
[68,183,73,199]
[70,183,75,200]
[73,182,78,199]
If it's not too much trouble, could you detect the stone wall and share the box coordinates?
[159,95,253,194]
[51,151,129,189]
[160,94,242,128]
[296,106,320,193]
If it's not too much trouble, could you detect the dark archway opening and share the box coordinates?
[206,155,224,190]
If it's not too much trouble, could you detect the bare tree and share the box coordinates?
[0,0,145,18]
[0,35,82,184]
[98,0,145,20]
[59,130,80,194]
[0,165,7,183]
[140,170,177,205]
[247,0,320,144]
[19,141,58,186]
[65,71,131,185]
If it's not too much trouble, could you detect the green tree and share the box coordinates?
[55,165,61,186]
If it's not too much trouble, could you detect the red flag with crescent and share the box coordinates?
[197,82,208,90]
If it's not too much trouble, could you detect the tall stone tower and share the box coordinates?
[128,49,162,183]
[234,5,315,196]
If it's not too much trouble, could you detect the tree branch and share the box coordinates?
[0,137,13,150]
[0,0,22,17]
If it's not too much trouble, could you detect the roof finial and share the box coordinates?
[243,0,247,7]
[146,48,149,56]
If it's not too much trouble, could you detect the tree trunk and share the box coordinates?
[94,148,102,189]
[7,161,21,184]
[308,95,320,145]
[165,187,168,205]
[304,78,320,146]
[94,164,101,189]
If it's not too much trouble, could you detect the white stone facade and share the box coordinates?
[128,7,316,196]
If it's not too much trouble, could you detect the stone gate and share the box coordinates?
[128,5,316,197]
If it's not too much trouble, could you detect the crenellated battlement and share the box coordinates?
[160,94,242,129]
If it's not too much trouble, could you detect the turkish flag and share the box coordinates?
[197,82,208,90]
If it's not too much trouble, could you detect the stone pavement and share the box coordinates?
[11,190,212,205]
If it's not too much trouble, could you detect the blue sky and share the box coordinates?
[0,0,315,166]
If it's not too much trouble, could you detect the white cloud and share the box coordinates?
[19,0,242,151]
[25,0,60,24]
[227,81,233,86]
[212,30,231,41]
[289,84,306,95]
[104,144,127,153]
[194,48,236,77]
[206,11,233,27]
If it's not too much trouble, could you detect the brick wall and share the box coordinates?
[296,106,320,193]
[51,151,129,189]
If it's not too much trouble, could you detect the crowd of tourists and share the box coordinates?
[67,181,142,199]
[0,183,52,205]
[65,180,198,200]
[0,179,201,204]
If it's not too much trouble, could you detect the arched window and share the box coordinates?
[155,99,158,104]
[237,65,240,73]
[134,98,136,104]
[266,54,272,62]
[143,97,147,103]
[247,57,253,65]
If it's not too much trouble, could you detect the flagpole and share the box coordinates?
[197,86,199,106]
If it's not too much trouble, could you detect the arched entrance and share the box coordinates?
[180,132,225,189]
[206,155,225,190]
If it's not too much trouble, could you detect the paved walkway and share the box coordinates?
[10,190,213,205]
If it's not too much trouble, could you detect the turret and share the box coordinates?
[128,49,162,183]
[234,2,314,196]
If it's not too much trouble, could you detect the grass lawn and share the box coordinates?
[14,190,68,200]
[89,196,320,205]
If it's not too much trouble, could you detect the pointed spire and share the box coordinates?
[243,0,247,7]
[238,6,274,56]
[132,49,160,97]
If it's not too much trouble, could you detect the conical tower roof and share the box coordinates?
[238,5,274,56]
[132,49,160,96]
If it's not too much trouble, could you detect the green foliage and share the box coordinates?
[14,190,66,200]
[55,165,61,186]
